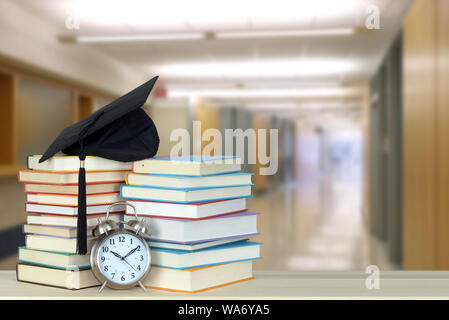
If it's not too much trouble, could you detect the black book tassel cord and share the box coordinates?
[77,156,87,255]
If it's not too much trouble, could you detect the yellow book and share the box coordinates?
[144,260,254,293]
[27,155,132,171]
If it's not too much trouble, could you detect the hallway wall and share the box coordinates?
[0,1,148,97]
[402,0,449,269]
[369,35,403,266]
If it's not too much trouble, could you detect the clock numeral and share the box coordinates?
[104,265,108,272]
[121,275,125,282]
[131,273,135,279]
[130,238,133,245]
[137,265,141,271]
[109,238,115,245]
[102,246,109,252]
[137,246,141,251]
[119,236,125,243]
[101,256,105,262]
[111,273,115,279]
[140,255,144,261]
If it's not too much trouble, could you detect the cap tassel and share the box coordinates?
[77,157,87,255]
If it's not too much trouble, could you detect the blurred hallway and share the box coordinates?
[3,0,449,273]
[252,173,366,270]
[251,122,393,271]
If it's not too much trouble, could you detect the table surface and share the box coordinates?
[2,270,449,299]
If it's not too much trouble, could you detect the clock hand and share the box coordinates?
[111,250,138,271]
[110,250,124,260]
[123,245,140,259]
[122,257,138,272]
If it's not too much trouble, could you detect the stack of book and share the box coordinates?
[121,155,261,293]
[16,155,132,289]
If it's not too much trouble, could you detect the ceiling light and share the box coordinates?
[216,28,355,39]
[155,59,356,78]
[70,27,355,43]
[75,33,204,43]
[167,87,362,99]
[244,102,357,110]
[71,27,355,43]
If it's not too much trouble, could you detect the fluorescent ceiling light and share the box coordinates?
[242,80,342,88]
[165,80,342,90]
[76,33,204,43]
[216,28,355,39]
[72,27,355,43]
[167,87,362,99]
[245,102,357,110]
[155,59,356,78]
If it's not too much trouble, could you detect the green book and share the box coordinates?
[17,264,99,290]
[17,247,90,270]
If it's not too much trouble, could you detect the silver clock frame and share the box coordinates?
[90,228,151,291]
[89,202,152,293]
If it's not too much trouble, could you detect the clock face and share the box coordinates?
[96,232,150,285]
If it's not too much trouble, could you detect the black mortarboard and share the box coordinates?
[39,76,160,254]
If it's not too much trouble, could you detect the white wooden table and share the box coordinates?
[2,270,449,299]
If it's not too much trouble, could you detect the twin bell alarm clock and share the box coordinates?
[90,201,151,292]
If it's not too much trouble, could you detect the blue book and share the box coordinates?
[133,155,242,176]
[126,172,253,189]
[121,184,252,203]
[147,237,250,251]
[17,247,90,270]
[150,240,262,269]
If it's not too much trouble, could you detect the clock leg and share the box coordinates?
[138,281,147,292]
[98,281,107,293]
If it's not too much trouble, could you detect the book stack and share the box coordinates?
[121,155,261,293]
[16,155,132,289]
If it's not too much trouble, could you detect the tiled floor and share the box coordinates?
[250,168,394,271]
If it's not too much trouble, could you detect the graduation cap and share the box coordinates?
[39,76,160,254]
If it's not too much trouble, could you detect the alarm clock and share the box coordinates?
[90,201,151,292]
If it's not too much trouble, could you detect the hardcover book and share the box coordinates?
[150,240,261,269]
[26,213,121,227]
[19,170,129,185]
[23,224,89,238]
[27,155,132,171]
[125,198,247,220]
[123,211,259,244]
[133,155,241,176]
[17,247,90,270]
[26,192,122,207]
[17,264,100,289]
[143,260,253,293]
[147,237,250,251]
[24,182,121,195]
[126,172,252,189]
[121,185,252,203]
[25,234,95,254]
[26,203,125,216]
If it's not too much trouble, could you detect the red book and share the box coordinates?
[26,192,122,207]
[125,198,247,220]
[25,203,125,216]
[24,182,121,195]
[18,170,128,185]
